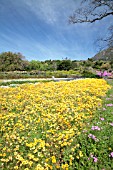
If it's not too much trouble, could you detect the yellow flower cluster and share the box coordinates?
[0,79,110,169]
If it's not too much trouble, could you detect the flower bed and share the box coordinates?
[0,79,111,169]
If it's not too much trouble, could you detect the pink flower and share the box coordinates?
[100,117,104,121]
[107,72,112,76]
[103,108,106,110]
[91,126,101,131]
[88,134,99,141]
[103,71,108,76]
[109,152,113,157]
[90,153,93,157]
[90,154,98,162]
[106,98,111,100]
[96,70,112,77]
[83,130,87,133]
[97,71,102,76]
[109,123,113,126]
[93,157,98,162]
[106,104,113,107]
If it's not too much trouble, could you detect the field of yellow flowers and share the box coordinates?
[0,79,111,170]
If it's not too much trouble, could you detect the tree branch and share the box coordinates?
[69,11,113,23]
[69,0,113,49]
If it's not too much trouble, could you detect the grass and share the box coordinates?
[0,80,53,86]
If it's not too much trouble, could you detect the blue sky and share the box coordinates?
[0,0,112,61]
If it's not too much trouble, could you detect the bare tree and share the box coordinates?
[69,0,113,48]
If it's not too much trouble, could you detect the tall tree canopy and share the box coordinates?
[0,52,29,71]
[69,0,113,48]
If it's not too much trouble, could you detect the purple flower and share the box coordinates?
[109,152,113,157]
[106,104,113,107]
[91,126,101,131]
[100,117,104,121]
[109,122,113,126]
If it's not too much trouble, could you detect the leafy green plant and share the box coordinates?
[82,70,100,78]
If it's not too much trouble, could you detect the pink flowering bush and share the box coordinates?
[96,70,112,77]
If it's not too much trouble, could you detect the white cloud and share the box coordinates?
[22,0,80,25]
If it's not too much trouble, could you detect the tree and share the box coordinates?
[110,60,113,69]
[29,60,41,70]
[71,60,80,70]
[42,60,58,71]
[0,52,29,71]
[69,0,113,48]
[92,60,104,69]
[100,62,111,70]
[57,60,72,71]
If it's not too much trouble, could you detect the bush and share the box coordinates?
[82,71,100,78]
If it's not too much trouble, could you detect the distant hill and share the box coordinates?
[92,46,113,61]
